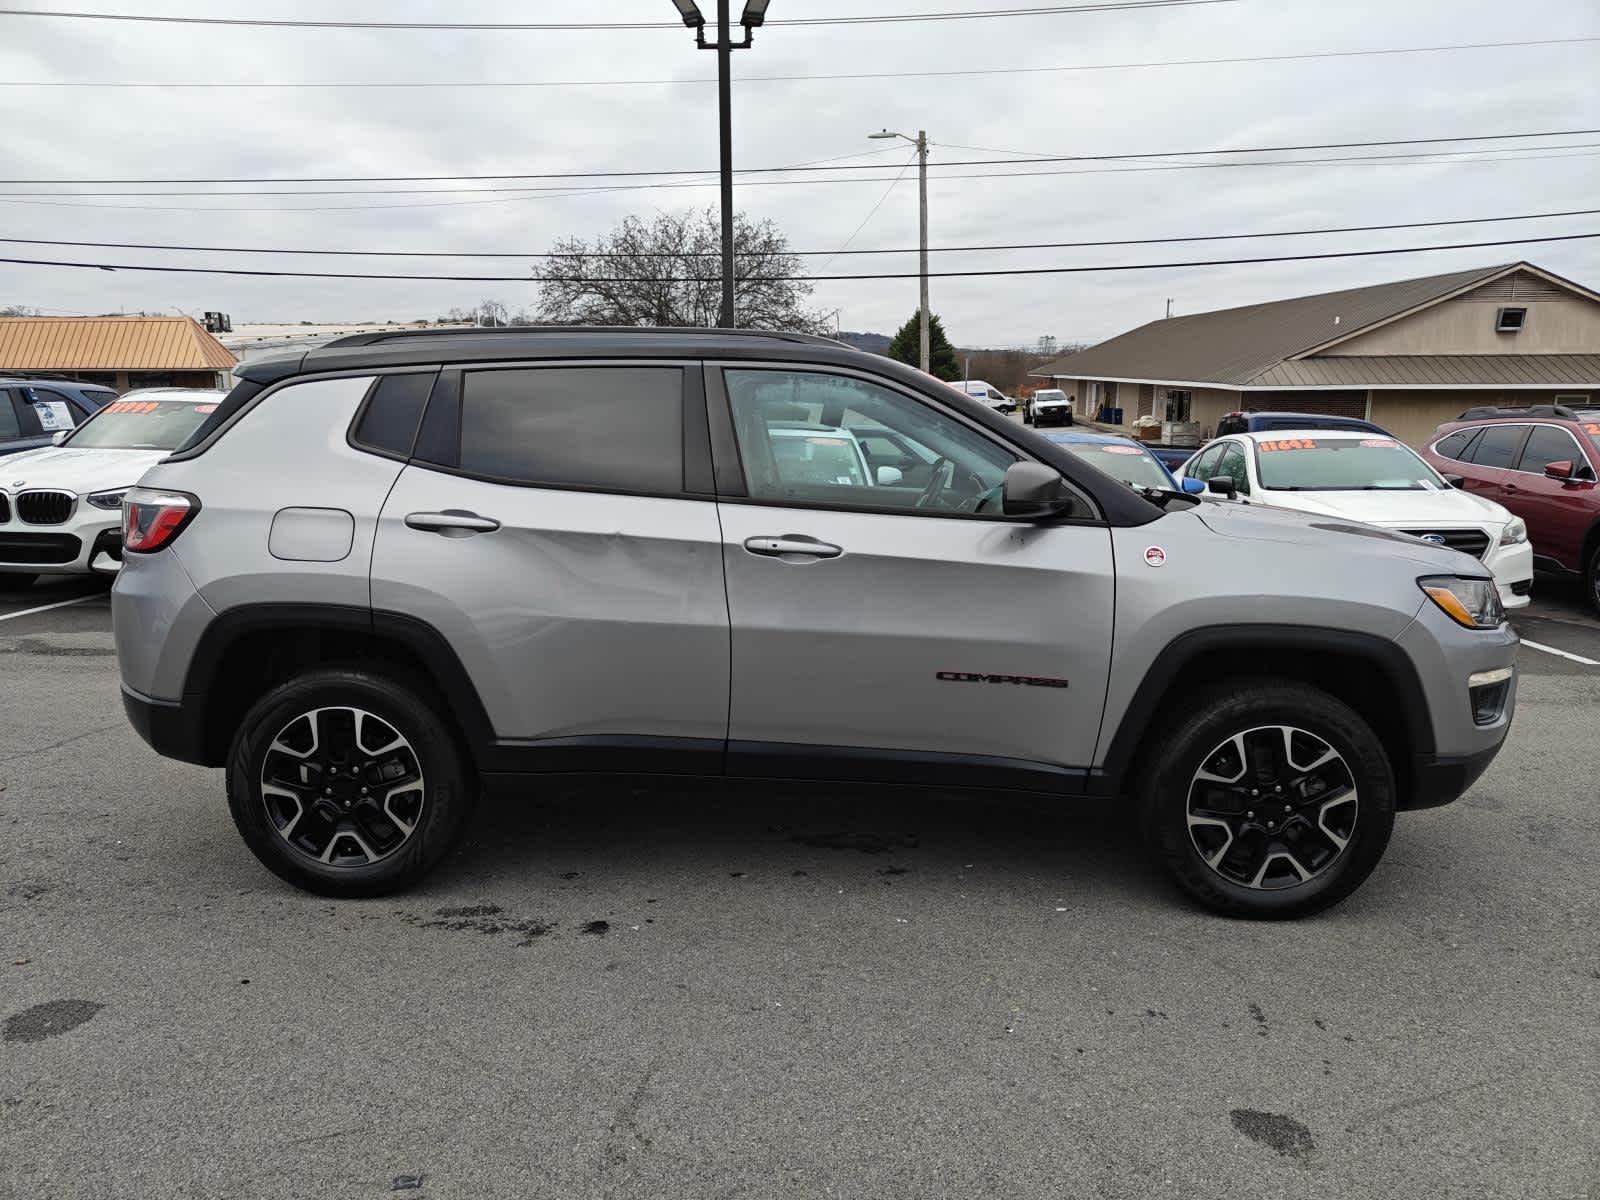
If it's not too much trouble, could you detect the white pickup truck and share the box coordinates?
[1027,388,1073,427]
[959,379,1017,415]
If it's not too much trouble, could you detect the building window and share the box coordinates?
[1495,307,1527,333]
[1164,389,1193,422]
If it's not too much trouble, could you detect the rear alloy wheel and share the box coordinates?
[226,667,474,896]
[1139,680,1394,918]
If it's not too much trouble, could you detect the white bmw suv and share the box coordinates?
[1177,429,1534,607]
[0,387,225,589]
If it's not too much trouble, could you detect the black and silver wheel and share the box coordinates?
[226,667,474,897]
[1138,680,1394,919]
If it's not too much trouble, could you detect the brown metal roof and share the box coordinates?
[0,316,237,372]
[1252,354,1600,388]
[1032,263,1516,386]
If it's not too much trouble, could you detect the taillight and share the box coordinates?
[123,487,200,553]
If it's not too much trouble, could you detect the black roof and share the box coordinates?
[228,325,1162,527]
[235,326,862,384]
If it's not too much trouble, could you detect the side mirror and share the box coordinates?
[1181,476,1206,494]
[1443,473,1466,489]
[1002,460,1074,519]
[50,430,69,446]
[1543,460,1574,481]
[1207,477,1238,500]
[875,465,904,487]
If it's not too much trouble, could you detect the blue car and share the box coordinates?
[1,378,117,458]
[1040,430,1205,495]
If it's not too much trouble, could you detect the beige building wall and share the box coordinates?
[1330,292,1600,356]
[1369,389,1598,448]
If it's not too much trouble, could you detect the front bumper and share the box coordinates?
[0,510,122,576]
[1484,539,1533,609]
[1405,744,1503,810]
[1033,407,1072,425]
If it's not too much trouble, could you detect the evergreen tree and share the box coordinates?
[886,310,960,380]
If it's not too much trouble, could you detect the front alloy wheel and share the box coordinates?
[1186,725,1357,890]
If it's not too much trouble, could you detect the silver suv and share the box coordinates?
[112,328,1517,917]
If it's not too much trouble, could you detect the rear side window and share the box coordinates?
[1465,424,1526,469]
[352,372,434,458]
[459,367,683,493]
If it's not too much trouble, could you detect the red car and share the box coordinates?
[1419,403,1600,609]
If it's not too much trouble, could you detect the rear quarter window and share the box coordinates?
[351,372,435,459]
[1433,429,1478,461]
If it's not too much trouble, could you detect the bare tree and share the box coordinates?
[533,208,827,332]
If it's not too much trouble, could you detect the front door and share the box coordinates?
[371,363,729,770]
[709,364,1114,785]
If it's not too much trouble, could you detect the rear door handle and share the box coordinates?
[743,534,842,559]
[405,510,501,536]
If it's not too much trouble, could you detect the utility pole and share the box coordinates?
[869,126,932,373]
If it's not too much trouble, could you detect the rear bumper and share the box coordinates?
[121,684,212,767]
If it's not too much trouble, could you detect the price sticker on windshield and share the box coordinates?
[1259,438,1318,452]
[1359,438,1397,447]
[1100,445,1144,456]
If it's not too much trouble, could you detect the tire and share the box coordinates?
[225,666,476,897]
[1586,547,1600,614]
[1136,679,1395,919]
[0,573,37,591]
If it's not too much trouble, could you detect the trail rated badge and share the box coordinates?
[1144,546,1167,567]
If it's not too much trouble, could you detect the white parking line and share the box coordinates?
[0,594,102,623]
[1521,638,1600,667]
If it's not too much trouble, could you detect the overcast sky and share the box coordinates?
[0,0,1595,346]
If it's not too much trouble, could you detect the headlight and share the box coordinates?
[1499,516,1528,545]
[86,488,129,511]
[1419,575,1505,630]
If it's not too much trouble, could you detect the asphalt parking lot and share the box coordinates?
[2,577,1597,1200]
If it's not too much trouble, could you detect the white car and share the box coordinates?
[1176,428,1533,608]
[960,380,1016,415]
[0,388,225,588]
[1028,388,1073,427]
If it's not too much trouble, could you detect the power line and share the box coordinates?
[2,35,1591,87]
[0,1,1237,31]
[5,128,1595,184]
[1,231,1595,284]
[4,207,1595,260]
[3,145,1596,212]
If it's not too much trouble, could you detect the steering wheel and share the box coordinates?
[915,457,955,509]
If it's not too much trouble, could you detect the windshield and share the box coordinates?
[1058,441,1172,491]
[66,398,215,450]
[769,432,868,487]
[1253,436,1443,491]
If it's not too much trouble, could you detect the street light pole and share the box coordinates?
[715,0,736,328]
[671,0,769,329]
[869,127,931,373]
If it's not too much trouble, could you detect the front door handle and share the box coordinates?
[743,534,842,560]
[405,510,501,536]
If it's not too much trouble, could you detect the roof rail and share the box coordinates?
[321,325,848,349]
[1456,404,1582,421]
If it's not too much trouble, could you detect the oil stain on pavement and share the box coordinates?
[1229,1108,1315,1158]
[4,1000,103,1044]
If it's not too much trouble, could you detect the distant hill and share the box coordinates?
[836,330,890,354]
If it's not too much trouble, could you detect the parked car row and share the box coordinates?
[0,388,225,587]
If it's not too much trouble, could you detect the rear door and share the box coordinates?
[371,362,729,772]
[0,389,47,457]
[1458,423,1528,506]
[709,362,1114,785]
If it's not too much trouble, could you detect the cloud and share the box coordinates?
[1,0,1595,344]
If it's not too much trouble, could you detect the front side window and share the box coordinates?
[1185,442,1226,481]
[458,367,683,493]
[1217,444,1251,495]
[1254,436,1442,491]
[724,368,1016,515]
[67,398,214,450]
[1517,425,1584,475]
[1466,424,1527,470]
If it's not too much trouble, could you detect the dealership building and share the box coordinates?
[0,315,237,393]
[1031,261,1600,447]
